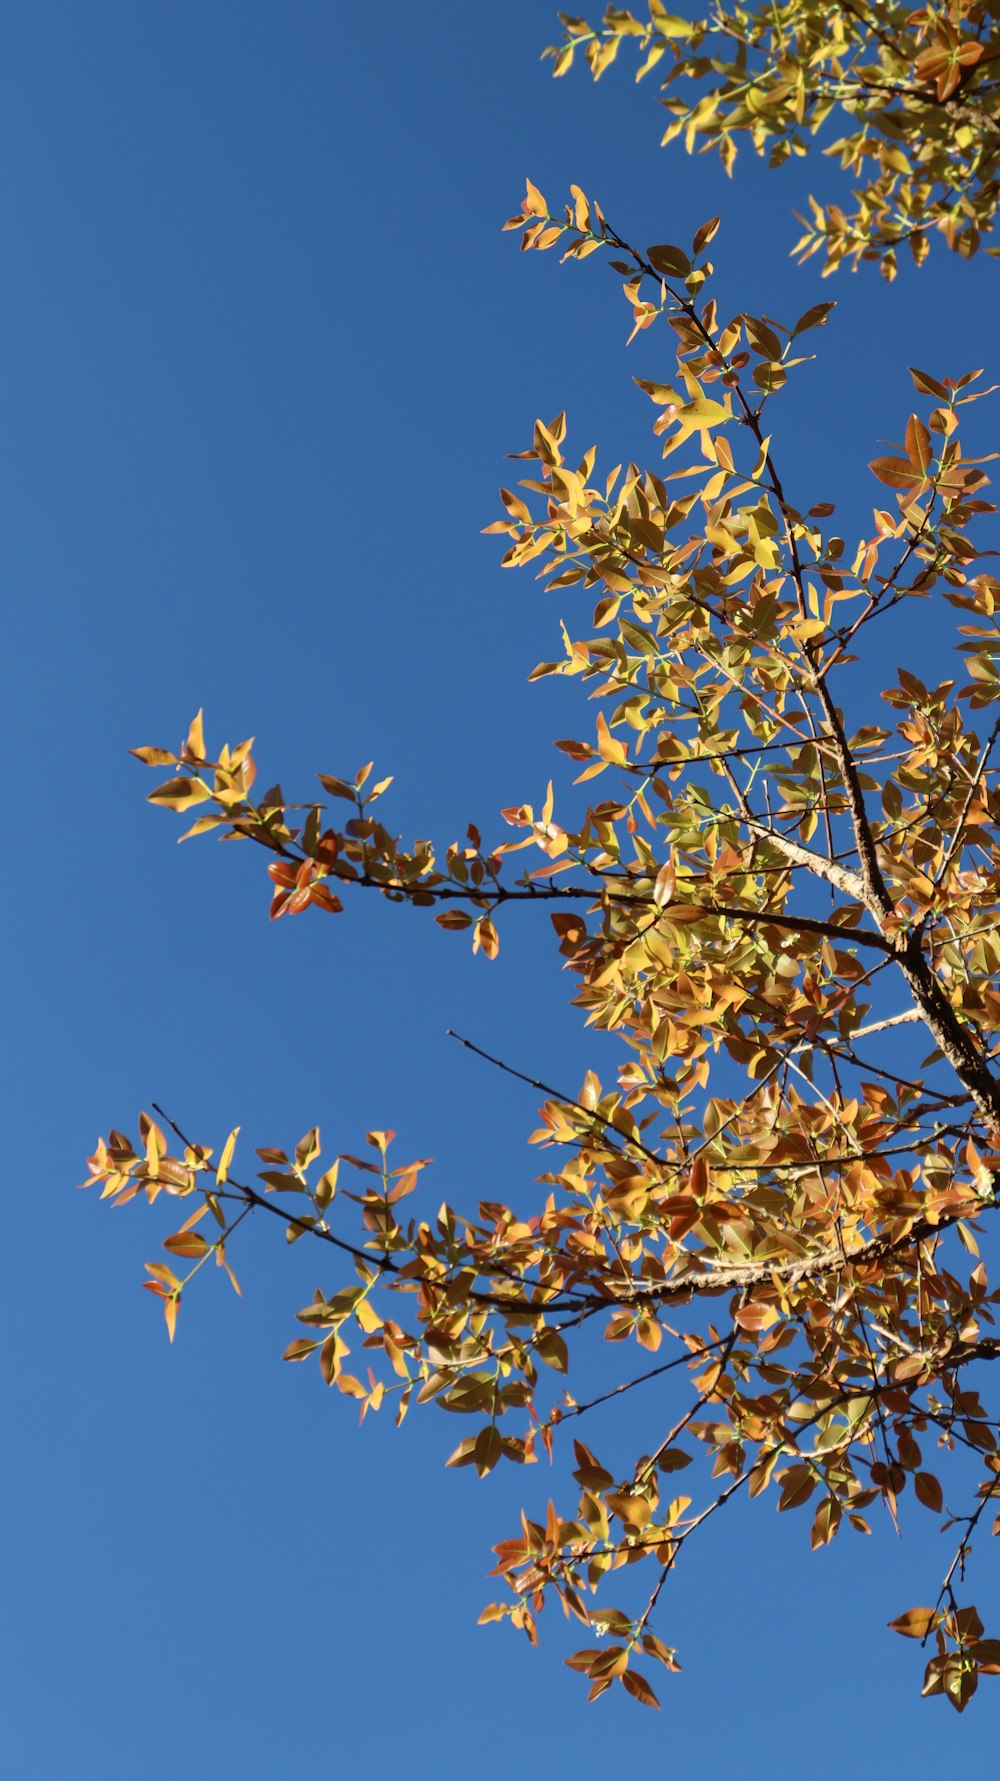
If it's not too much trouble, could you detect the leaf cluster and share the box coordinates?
[548,1,1000,275]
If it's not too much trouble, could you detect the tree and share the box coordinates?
[83,7,1000,1717]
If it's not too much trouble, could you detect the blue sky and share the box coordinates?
[5,3,1000,1774]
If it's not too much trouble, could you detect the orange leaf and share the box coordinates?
[889,1606,939,1639]
[869,455,921,490]
[622,1667,661,1708]
[689,1154,709,1198]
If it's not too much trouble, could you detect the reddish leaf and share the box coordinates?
[622,1667,661,1708]
[914,1472,944,1514]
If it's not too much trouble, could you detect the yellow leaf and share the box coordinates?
[145,1124,163,1181]
[217,1127,240,1186]
[130,745,177,766]
[163,1231,209,1258]
[596,712,628,764]
[185,710,205,761]
[653,862,675,907]
[475,917,500,960]
[148,776,212,811]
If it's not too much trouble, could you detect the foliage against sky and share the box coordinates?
[549,1,1000,275]
[77,0,1000,1725]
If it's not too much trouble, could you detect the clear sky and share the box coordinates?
[4,3,1000,1775]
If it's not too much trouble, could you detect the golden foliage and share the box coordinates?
[82,22,1000,1712]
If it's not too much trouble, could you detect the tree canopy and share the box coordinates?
[84,4,1000,1715]
[549,1,1000,275]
